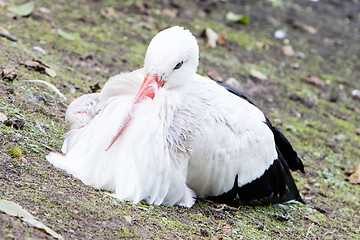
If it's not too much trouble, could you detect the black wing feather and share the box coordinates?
[213,82,305,205]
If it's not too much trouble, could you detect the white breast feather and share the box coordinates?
[47,70,196,207]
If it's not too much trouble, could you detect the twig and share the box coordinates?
[23,79,67,101]
[305,223,314,239]
[0,32,17,42]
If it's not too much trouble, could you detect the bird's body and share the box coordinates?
[47,26,304,207]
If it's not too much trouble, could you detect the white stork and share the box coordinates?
[47,26,304,207]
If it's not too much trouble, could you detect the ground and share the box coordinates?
[1,0,360,239]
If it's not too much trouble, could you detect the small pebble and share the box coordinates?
[355,128,360,135]
[290,62,300,69]
[224,77,242,91]
[250,69,268,81]
[274,29,286,39]
[351,89,360,100]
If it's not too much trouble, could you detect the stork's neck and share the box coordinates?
[158,80,191,126]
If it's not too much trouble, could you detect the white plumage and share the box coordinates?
[64,93,100,131]
[47,26,304,207]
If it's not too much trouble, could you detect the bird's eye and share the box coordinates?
[173,61,184,70]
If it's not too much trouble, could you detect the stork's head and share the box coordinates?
[128,27,199,111]
[132,27,199,106]
[143,26,199,90]
[105,27,199,151]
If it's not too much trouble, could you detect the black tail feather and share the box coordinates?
[210,150,304,206]
[270,123,305,173]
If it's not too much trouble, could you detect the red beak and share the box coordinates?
[105,73,164,151]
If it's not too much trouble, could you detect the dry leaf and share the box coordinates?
[301,76,325,88]
[100,7,117,18]
[133,3,150,15]
[267,16,280,26]
[67,97,76,104]
[80,75,93,82]
[45,68,56,77]
[0,112,7,122]
[254,41,265,48]
[20,59,56,77]
[0,26,10,35]
[38,7,50,14]
[344,168,355,176]
[222,224,232,237]
[289,93,314,108]
[90,82,101,93]
[197,10,206,18]
[0,199,64,239]
[162,9,176,18]
[0,26,17,41]
[282,45,295,57]
[1,69,17,81]
[207,69,223,82]
[79,15,95,24]
[302,25,317,34]
[9,146,22,157]
[282,45,306,59]
[226,12,249,24]
[348,164,360,184]
[217,33,227,45]
[204,27,218,48]
[20,59,51,70]
[287,17,317,34]
[305,215,319,224]
[20,60,42,69]
[8,1,35,17]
